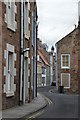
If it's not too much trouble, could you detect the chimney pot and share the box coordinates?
[78,1,80,25]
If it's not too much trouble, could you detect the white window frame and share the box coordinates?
[61,54,70,69]
[5,1,17,32]
[61,73,70,89]
[32,11,34,46]
[24,1,30,39]
[4,44,16,97]
[37,55,39,61]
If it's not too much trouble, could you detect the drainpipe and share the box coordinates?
[55,44,58,89]
[33,7,37,98]
[20,0,24,104]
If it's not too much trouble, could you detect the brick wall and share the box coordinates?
[57,28,79,94]
[2,2,20,109]
[0,1,2,111]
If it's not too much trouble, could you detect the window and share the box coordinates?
[32,12,34,45]
[24,2,30,39]
[8,52,13,92]
[37,55,39,61]
[42,67,46,74]
[5,1,17,31]
[61,54,70,69]
[50,55,53,64]
[4,44,16,97]
[61,73,70,88]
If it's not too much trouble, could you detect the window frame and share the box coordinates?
[24,1,30,39]
[61,54,70,69]
[42,66,46,75]
[8,51,13,92]
[5,1,17,32]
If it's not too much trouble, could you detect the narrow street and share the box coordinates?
[37,86,79,119]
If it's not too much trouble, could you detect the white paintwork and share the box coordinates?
[61,54,70,69]
[24,57,28,103]
[42,69,46,86]
[5,1,17,31]
[4,43,16,97]
[24,1,30,39]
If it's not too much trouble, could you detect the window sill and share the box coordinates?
[61,67,70,69]
[64,87,70,89]
[6,91,14,97]
[25,34,29,40]
[7,25,16,32]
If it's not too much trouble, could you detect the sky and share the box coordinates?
[36,0,79,51]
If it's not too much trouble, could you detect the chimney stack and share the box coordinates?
[78,1,80,26]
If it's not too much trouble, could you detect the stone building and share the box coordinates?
[55,2,80,94]
[0,1,2,112]
[0,1,37,110]
[37,50,50,87]
[2,1,21,110]
[56,26,80,94]
[37,38,55,87]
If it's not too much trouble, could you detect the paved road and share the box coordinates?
[37,86,79,119]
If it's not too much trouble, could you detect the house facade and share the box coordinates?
[37,38,51,87]
[2,1,20,110]
[0,1,2,111]
[37,50,50,87]
[56,2,80,94]
[1,1,37,110]
[56,26,80,94]
[49,50,56,86]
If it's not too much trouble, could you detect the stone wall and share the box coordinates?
[0,1,2,111]
[57,28,79,94]
[2,2,20,109]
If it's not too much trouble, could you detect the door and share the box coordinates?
[8,52,13,92]
[24,57,28,103]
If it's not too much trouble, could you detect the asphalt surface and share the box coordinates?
[37,86,79,119]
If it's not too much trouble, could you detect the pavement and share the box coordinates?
[2,93,47,119]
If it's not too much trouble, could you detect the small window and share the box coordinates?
[61,73,70,88]
[61,54,70,69]
[24,2,29,38]
[8,52,13,92]
[6,1,16,31]
[42,67,46,74]
[37,55,39,61]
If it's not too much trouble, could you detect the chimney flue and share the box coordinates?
[78,1,80,25]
